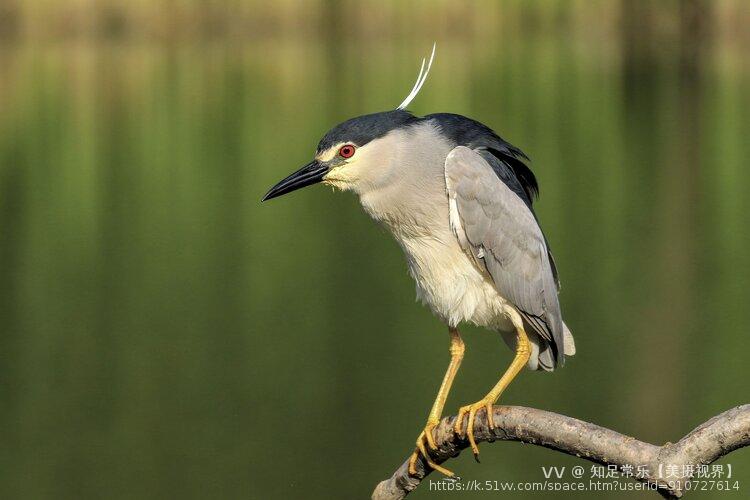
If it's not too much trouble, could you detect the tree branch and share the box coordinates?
[372,405,750,499]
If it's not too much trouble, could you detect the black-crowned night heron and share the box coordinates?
[262,45,575,477]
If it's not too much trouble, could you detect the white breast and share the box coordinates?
[396,233,514,332]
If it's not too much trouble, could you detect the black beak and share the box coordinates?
[261,160,328,202]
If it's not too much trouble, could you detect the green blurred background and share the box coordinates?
[0,1,749,498]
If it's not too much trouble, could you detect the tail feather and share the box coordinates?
[530,321,575,372]
[563,321,576,356]
[499,321,575,372]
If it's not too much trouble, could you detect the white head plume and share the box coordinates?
[396,43,436,110]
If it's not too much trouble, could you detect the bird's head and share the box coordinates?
[262,44,436,202]
[261,110,423,201]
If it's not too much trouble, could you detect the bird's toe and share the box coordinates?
[407,421,455,477]
[454,400,494,461]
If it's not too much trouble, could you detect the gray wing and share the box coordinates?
[445,146,565,366]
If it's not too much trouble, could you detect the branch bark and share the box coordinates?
[372,405,750,499]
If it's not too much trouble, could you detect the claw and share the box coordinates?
[453,400,494,461]
[407,421,455,477]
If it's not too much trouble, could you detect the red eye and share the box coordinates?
[338,144,356,158]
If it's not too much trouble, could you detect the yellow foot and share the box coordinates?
[453,399,494,461]
[407,420,455,477]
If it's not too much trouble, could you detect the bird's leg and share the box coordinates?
[408,328,464,477]
[454,310,531,461]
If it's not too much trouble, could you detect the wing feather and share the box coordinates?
[445,146,565,366]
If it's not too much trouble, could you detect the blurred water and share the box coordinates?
[0,6,749,500]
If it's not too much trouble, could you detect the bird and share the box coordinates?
[262,45,575,477]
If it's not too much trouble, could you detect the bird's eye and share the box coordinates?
[338,144,356,159]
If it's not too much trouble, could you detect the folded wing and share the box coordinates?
[444,146,566,368]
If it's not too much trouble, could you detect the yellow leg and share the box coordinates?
[408,328,465,477]
[454,311,531,461]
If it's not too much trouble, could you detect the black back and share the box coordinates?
[425,113,538,208]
